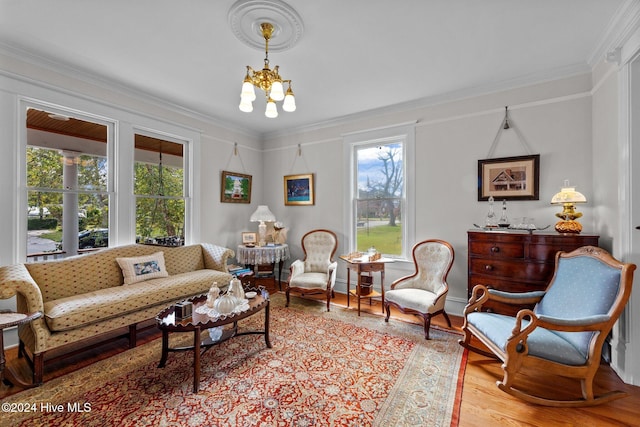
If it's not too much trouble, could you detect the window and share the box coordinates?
[26,108,110,259]
[21,100,196,262]
[134,133,186,246]
[345,123,415,259]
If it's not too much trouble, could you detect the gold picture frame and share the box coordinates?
[221,170,252,204]
[284,173,315,206]
[478,154,540,201]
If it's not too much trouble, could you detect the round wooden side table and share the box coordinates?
[0,310,42,388]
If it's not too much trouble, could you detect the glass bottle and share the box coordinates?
[485,196,497,228]
[498,199,510,228]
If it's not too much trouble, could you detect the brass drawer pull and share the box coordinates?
[485,265,493,271]
[491,246,500,253]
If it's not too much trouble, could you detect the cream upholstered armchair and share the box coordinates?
[286,229,338,311]
[459,246,636,407]
[384,239,454,339]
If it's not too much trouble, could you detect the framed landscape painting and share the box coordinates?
[478,154,540,201]
[221,170,252,204]
[284,173,315,206]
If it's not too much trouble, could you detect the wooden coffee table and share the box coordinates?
[156,289,271,393]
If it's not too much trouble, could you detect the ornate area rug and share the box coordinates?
[1,294,466,426]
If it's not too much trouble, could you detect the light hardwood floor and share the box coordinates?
[2,292,639,426]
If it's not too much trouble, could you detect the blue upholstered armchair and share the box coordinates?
[286,229,338,311]
[460,246,635,407]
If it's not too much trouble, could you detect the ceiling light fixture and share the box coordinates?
[239,22,296,118]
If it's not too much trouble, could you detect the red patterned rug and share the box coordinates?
[1,294,466,426]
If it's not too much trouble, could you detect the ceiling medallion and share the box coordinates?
[227,0,304,52]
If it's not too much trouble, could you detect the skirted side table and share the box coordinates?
[0,310,42,388]
[236,244,290,289]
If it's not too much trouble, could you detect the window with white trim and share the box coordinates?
[345,123,415,259]
[22,102,193,262]
[25,107,111,259]
[134,133,186,246]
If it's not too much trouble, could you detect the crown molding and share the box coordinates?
[262,62,591,141]
[588,0,640,67]
[0,19,603,146]
[0,42,261,141]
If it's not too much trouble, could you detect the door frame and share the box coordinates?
[617,39,640,386]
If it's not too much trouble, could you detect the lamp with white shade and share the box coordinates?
[550,180,587,234]
[250,205,276,246]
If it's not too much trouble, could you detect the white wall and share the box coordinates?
[591,60,620,252]
[0,54,264,346]
[0,52,265,255]
[1,48,637,385]
[0,52,601,314]
[263,74,595,313]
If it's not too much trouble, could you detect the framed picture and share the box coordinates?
[478,154,540,201]
[241,232,257,245]
[284,173,315,206]
[221,171,252,204]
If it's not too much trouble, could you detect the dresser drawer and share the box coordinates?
[468,274,548,295]
[528,238,600,261]
[469,258,552,281]
[350,262,385,273]
[469,241,524,259]
[467,274,543,315]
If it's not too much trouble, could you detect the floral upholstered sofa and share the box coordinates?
[0,243,234,385]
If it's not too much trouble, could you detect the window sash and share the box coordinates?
[344,122,415,260]
[353,142,405,257]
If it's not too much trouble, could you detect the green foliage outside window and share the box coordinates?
[134,161,185,243]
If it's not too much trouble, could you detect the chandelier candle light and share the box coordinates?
[551,180,587,234]
[239,22,296,118]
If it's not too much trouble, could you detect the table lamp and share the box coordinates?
[250,205,276,246]
[550,180,587,234]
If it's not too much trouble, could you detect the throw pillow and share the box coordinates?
[117,252,169,285]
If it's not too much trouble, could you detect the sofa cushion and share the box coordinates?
[117,252,169,285]
[43,269,231,331]
[162,244,206,275]
[467,311,589,365]
[289,272,330,289]
[385,288,439,314]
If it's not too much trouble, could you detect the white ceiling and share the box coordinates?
[0,0,626,137]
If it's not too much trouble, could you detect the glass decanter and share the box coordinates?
[498,199,510,228]
[485,196,498,228]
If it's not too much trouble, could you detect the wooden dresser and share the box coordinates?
[467,230,599,314]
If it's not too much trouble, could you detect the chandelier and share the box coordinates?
[239,22,296,118]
